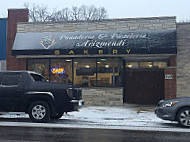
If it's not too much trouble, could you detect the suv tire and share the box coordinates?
[51,112,64,119]
[28,101,51,123]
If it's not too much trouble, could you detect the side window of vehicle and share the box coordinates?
[1,74,22,86]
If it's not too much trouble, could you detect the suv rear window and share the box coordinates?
[1,74,22,85]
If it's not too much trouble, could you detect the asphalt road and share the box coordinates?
[0,126,189,142]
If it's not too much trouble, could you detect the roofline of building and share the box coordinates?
[18,16,176,25]
[8,8,28,11]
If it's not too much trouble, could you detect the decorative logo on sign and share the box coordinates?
[41,35,55,49]
[54,50,60,55]
[51,67,65,74]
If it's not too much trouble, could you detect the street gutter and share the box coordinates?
[0,121,189,133]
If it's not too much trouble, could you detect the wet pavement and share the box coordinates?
[0,126,190,142]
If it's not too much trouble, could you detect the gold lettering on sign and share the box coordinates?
[84,50,88,54]
[68,50,74,54]
[112,49,118,54]
[98,50,103,54]
[126,49,131,54]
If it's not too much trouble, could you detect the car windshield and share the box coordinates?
[30,73,47,82]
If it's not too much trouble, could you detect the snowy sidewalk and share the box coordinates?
[0,105,190,132]
[62,105,190,132]
[63,105,168,128]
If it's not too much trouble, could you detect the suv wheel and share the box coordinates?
[177,107,190,127]
[28,101,51,123]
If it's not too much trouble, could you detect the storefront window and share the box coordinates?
[27,59,167,87]
[50,59,72,83]
[153,62,167,68]
[28,59,50,81]
[28,58,123,87]
[126,62,139,68]
[74,59,96,87]
[97,58,122,87]
[140,62,153,68]
[73,58,123,87]
[126,61,167,69]
[139,61,167,68]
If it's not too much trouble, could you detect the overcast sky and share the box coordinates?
[0,0,189,21]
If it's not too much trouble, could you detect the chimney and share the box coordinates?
[6,9,29,70]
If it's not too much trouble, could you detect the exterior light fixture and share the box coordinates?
[127,64,132,68]
[85,65,90,68]
[147,62,152,68]
[148,62,152,67]
[105,65,109,68]
[65,59,71,62]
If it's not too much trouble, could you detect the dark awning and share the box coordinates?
[12,30,177,56]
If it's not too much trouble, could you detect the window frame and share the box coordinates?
[1,73,22,86]
[27,57,124,88]
[126,61,168,69]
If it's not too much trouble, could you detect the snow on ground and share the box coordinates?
[62,105,168,127]
[0,105,190,132]
[61,105,190,132]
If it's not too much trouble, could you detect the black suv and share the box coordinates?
[0,71,83,122]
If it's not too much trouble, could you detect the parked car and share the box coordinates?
[155,97,190,127]
[0,71,84,122]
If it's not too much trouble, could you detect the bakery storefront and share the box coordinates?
[12,28,177,105]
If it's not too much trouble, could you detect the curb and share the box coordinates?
[0,122,189,133]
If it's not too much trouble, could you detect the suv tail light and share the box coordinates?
[66,88,73,98]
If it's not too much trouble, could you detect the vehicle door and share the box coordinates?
[0,73,24,111]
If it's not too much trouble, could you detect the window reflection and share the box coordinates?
[28,59,49,81]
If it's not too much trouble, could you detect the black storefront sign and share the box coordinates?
[12,30,177,55]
